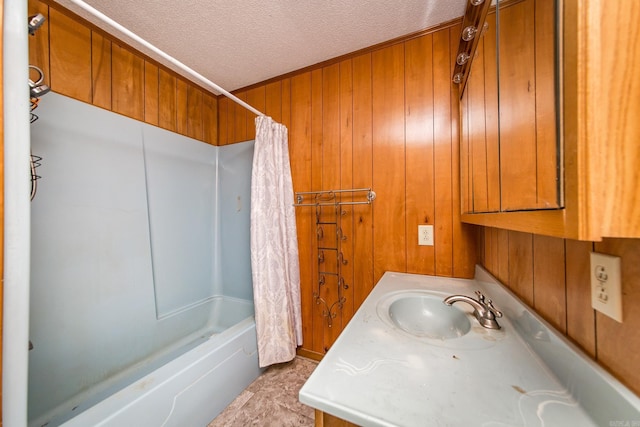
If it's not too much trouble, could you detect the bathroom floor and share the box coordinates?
[208,356,318,426]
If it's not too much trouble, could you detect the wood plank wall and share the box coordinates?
[478,227,640,396]
[27,0,217,144]
[219,24,477,355]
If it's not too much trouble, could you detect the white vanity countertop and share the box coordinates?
[299,267,640,426]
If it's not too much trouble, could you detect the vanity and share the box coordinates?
[299,267,640,426]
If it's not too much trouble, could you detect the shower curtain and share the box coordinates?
[250,116,302,367]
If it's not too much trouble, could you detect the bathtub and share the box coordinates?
[28,94,260,427]
[35,297,263,427]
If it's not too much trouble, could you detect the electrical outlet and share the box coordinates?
[590,252,623,322]
[418,225,434,246]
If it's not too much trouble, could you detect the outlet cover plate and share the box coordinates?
[418,225,434,246]
[590,252,623,322]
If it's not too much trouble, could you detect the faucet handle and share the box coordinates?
[486,299,503,318]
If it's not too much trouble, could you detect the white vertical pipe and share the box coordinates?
[3,0,31,425]
[64,0,266,118]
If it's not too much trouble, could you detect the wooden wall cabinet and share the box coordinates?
[460,12,500,214]
[459,0,640,241]
[460,0,560,215]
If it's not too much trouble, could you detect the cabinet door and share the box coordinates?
[460,1,640,240]
[460,0,560,214]
[499,0,560,211]
[460,13,499,214]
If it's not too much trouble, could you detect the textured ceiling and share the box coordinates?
[53,0,466,94]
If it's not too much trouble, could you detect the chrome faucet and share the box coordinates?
[443,291,503,329]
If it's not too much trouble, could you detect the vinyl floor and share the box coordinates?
[208,356,318,426]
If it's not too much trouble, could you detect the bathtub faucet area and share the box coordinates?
[444,291,503,329]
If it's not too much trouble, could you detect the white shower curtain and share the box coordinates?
[250,115,302,367]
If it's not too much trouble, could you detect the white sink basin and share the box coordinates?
[376,291,473,341]
[386,295,471,339]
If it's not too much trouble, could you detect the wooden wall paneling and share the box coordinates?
[339,59,355,326]
[432,29,453,276]
[321,63,342,348]
[404,34,435,275]
[186,85,203,140]
[281,78,292,131]
[491,228,501,279]
[321,63,340,201]
[91,32,112,110]
[202,93,218,145]
[534,0,559,208]
[352,53,374,310]
[143,62,159,126]
[217,96,229,145]
[28,0,50,86]
[310,68,324,352]
[158,69,177,132]
[565,239,595,357]
[372,44,406,283]
[506,231,534,306]
[233,91,247,143]
[498,0,537,210]
[175,79,188,135]
[460,88,471,214]
[290,73,314,354]
[532,234,567,333]
[226,96,236,144]
[28,1,221,147]
[483,227,498,276]
[476,226,485,267]
[495,228,509,285]
[483,14,500,212]
[246,85,266,141]
[49,8,92,103]
[593,239,640,396]
[111,44,144,121]
[468,37,489,212]
[450,24,476,278]
[265,81,283,123]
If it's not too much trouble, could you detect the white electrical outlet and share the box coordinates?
[418,225,434,246]
[590,252,623,322]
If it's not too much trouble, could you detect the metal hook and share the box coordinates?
[28,13,46,35]
[338,252,348,265]
[29,65,44,87]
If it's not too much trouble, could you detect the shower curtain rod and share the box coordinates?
[64,0,265,118]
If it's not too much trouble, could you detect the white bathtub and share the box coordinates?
[50,298,263,427]
[29,94,260,427]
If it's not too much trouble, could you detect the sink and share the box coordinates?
[382,293,471,340]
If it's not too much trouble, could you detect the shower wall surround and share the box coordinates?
[29,93,254,423]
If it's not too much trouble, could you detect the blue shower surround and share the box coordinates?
[29,93,259,426]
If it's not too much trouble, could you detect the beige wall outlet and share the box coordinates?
[590,252,623,322]
[418,225,434,246]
